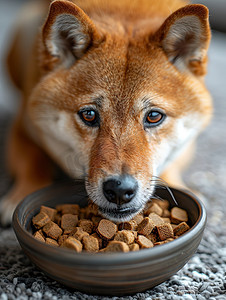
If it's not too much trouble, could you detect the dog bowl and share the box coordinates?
[13,180,206,296]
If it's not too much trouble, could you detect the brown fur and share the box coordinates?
[0,0,212,225]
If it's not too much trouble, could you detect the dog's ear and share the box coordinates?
[154,5,211,76]
[42,0,101,67]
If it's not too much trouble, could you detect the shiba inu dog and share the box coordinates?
[0,0,212,225]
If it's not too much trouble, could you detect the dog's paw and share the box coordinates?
[0,194,18,226]
[0,180,52,226]
[0,183,26,226]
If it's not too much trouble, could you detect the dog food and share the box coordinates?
[173,221,190,236]
[97,219,118,240]
[42,221,62,240]
[136,235,154,249]
[61,214,79,233]
[114,230,135,244]
[103,241,130,252]
[171,207,188,224]
[82,235,99,252]
[137,217,155,236]
[156,223,174,241]
[32,198,190,253]
[62,236,83,252]
[32,212,51,229]
[40,206,56,221]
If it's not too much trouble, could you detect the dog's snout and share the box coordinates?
[103,175,138,205]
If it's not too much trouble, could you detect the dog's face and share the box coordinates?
[28,1,212,221]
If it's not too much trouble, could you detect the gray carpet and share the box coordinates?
[0,15,226,300]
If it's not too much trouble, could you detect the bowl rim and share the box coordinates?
[13,182,207,266]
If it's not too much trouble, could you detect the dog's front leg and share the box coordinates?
[0,119,53,226]
[161,141,196,190]
[161,142,207,206]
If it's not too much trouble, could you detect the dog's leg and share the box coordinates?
[161,141,208,206]
[161,141,196,190]
[0,119,54,226]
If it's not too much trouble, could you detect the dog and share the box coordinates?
[0,0,212,226]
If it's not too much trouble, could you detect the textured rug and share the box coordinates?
[0,32,226,300]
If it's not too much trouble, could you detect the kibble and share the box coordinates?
[137,235,154,249]
[132,214,143,225]
[91,233,103,248]
[61,236,83,252]
[173,222,190,236]
[105,241,129,252]
[147,232,159,243]
[157,223,174,241]
[137,217,155,236]
[46,238,59,247]
[58,234,68,246]
[56,204,79,215]
[42,221,62,240]
[162,217,171,223]
[32,212,50,229]
[78,219,93,234]
[148,213,165,226]
[146,203,163,216]
[171,207,188,224]
[82,235,99,252]
[114,230,135,245]
[34,230,45,242]
[40,206,56,221]
[61,214,78,234]
[97,219,117,240]
[162,209,171,218]
[32,198,191,252]
[152,198,169,210]
[118,220,137,231]
[129,243,140,251]
[154,238,174,246]
[70,227,89,241]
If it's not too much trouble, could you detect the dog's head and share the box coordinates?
[28,0,212,221]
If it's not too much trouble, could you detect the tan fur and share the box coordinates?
[0,0,212,225]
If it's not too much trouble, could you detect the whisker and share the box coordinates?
[151,194,165,202]
[165,185,177,205]
[149,176,178,205]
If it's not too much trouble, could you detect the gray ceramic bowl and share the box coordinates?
[13,181,206,296]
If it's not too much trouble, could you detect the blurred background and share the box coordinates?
[192,0,226,32]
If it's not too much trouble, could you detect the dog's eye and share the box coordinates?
[144,111,165,127]
[78,109,99,127]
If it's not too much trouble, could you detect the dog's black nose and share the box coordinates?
[103,175,138,205]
